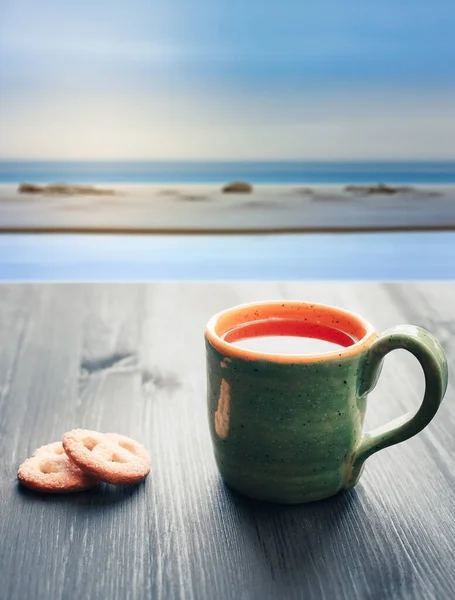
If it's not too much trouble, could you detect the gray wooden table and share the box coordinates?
[1,282,454,600]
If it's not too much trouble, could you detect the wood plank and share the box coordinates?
[0,282,454,600]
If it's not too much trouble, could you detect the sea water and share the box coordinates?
[1,160,455,185]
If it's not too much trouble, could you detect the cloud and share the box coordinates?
[1,88,454,159]
[0,36,185,61]
[1,0,454,158]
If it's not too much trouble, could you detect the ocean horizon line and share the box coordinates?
[1,159,455,164]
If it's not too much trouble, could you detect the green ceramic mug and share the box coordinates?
[205,301,448,504]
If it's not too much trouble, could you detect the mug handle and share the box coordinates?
[347,325,448,488]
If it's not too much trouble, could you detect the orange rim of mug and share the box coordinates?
[205,301,377,364]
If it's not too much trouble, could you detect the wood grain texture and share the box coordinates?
[0,282,454,600]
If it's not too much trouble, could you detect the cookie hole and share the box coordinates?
[118,441,137,455]
[54,446,65,455]
[83,437,99,451]
[40,460,61,474]
[109,452,130,464]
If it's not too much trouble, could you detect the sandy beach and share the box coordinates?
[1,183,455,234]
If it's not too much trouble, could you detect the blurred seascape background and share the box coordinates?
[1,0,454,280]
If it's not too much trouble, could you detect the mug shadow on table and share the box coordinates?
[215,480,379,594]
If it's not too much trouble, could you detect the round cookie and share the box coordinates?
[62,429,151,485]
[17,441,98,493]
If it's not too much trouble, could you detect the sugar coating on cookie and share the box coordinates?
[62,429,151,485]
[17,441,98,493]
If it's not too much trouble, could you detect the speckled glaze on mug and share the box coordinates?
[205,301,448,504]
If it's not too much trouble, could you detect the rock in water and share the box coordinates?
[18,184,44,193]
[17,183,115,196]
[222,181,253,193]
[344,184,415,196]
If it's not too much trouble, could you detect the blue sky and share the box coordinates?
[0,0,454,159]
